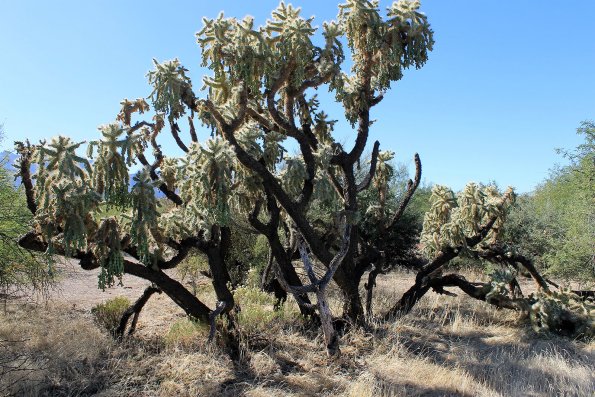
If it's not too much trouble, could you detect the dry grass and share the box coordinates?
[0,303,113,396]
[1,270,593,397]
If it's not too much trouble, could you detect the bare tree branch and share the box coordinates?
[169,120,189,153]
[356,140,380,193]
[188,115,198,142]
[386,153,422,230]
[116,286,162,338]
[14,141,37,215]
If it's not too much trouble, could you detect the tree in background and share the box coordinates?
[0,124,53,298]
[503,122,595,282]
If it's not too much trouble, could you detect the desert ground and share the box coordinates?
[1,259,593,397]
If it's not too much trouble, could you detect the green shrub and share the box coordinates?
[1,138,54,296]
[91,296,130,334]
[164,318,208,349]
[501,123,595,282]
[177,251,210,295]
[233,286,298,334]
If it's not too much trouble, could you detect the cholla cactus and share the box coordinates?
[457,183,485,234]
[384,0,433,82]
[160,205,200,241]
[237,123,264,158]
[179,139,235,225]
[263,130,286,169]
[337,0,434,123]
[198,13,266,97]
[117,98,150,126]
[313,112,337,145]
[233,166,264,213]
[159,157,179,191]
[481,185,512,243]
[35,136,91,187]
[265,2,317,88]
[147,59,192,120]
[339,0,384,65]
[373,150,395,209]
[529,289,594,338]
[420,183,515,258]
[485,267,516,303]
[54,181,100,255]
[162,135,258,239]
[280,156,308,197]
[93,217,125,290]
[87,123,140,206]
[129,167,159,264]
[27,137,99,255]
[310,143,341,206]
[198,2,342,98]
[15,1,441,341]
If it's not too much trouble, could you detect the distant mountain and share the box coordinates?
[1,150,18,169]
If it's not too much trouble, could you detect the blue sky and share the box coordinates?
[1,0,593,193]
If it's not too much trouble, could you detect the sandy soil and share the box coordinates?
[19,258,192,337]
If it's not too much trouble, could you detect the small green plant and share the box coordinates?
[165,318,208,349]
[177,251,210,295]
[1,130,54,297]
[243,235,270,287]
[233,286,291,334]
[91,296,130,335]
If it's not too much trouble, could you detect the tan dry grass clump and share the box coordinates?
[153,351,234,397]
[164,318,210,350]
[0,302,113,396]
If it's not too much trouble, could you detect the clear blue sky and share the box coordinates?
[1,1,594,193]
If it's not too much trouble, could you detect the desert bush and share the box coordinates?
[0,126,54,298]
[91,296,131,335]
[234,286,299,334]
[177,251,210,295]
[164,318,209,350]
[233,286,287,334]
[502,122,595,282]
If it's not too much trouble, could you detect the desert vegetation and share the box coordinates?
[1,269,593,396]
[0,1,593,396]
